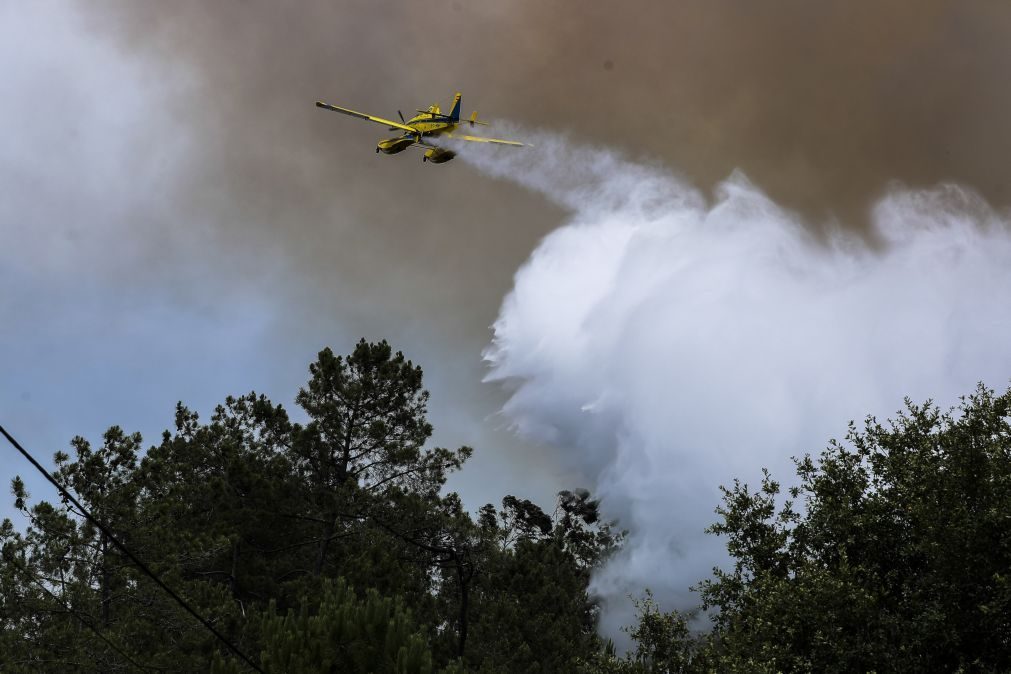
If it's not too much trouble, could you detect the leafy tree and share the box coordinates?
[0,429,160,672]
[2,426,257,672]
[622,591,699,673]
[138,395,298,611]
[1,339,626,672]
[212,577,463,674]
[462,490,624,673]
[577,592,700,674]
[54,429,143,629]
[698,384,1011,672]
[290,341,470,581]
[135,341,475,644]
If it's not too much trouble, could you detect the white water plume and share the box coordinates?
[453,130,1011,636]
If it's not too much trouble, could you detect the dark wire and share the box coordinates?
[3,551,154,672]
[0,424,264,673]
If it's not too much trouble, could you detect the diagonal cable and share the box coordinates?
[0,423,263,673]
[3,551,155,672]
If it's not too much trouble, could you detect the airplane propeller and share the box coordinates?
[387,111,408,131]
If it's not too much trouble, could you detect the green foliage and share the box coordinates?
[576,592,701,674]
[462,492,623,672]
[212,577,446,674]
[7,338,1009,672]
[623,591,698,673]
[291,341,471,584]
[1,339,618,672]
[699,384,1011,672]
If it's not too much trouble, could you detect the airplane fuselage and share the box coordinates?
[377,108,458,162]
[376,119,456,153]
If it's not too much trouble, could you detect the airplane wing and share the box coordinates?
[445,133,527,147]
[316,101,416,134]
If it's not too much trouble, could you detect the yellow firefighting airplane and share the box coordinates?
[315,92,526,163]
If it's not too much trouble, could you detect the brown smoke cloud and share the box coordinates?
[83,0,1011,298]
[70,0,1011,501]
[492,0,1011,226]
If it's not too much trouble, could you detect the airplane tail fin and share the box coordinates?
[449,92,462,122]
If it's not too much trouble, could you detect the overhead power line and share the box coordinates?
[0,423,263,673]
[3,550,154,672]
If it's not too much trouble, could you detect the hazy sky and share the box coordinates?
[3,0,1011,606]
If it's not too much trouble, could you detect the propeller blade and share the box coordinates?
[398,110,406,123]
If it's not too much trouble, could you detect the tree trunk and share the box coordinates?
[314,518,334,576]
[230,538,240,596]
[314,401,356,577]
[100,532,111,628]
[456,557,469,659]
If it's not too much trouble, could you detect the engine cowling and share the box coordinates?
[422,147,456,164]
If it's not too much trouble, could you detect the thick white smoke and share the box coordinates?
[454,131,1011,636]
